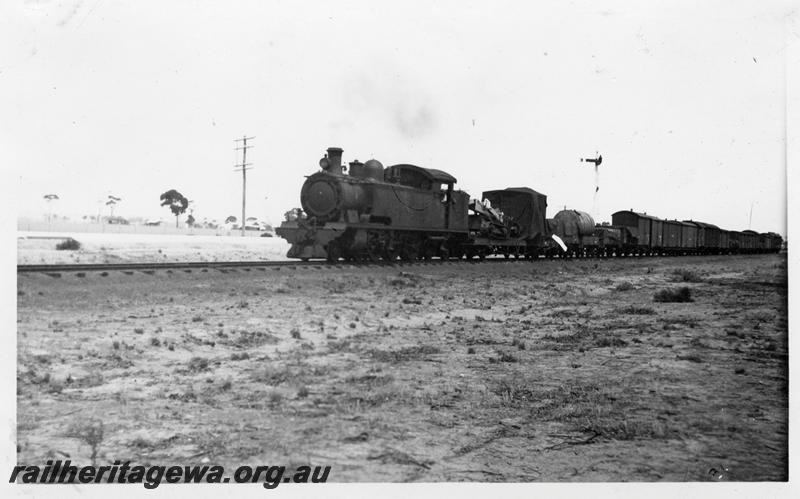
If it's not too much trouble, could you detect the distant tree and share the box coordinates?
[159,189,189,228]
[186,214,196,227]
[106,195,122,218]
[43,194,59,223]
[225,215,237,224]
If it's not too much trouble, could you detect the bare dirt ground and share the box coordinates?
[16,254,788,481]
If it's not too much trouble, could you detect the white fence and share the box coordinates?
[17,219,268,237]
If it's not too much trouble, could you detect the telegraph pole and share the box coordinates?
[234,136,255,237]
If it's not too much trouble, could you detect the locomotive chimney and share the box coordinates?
[326,147,343,174]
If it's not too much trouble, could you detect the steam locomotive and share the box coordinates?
[275,147,782,261]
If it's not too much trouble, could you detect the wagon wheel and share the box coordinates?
[383,245,400,262]
[366,243,382,263]
[363,233,382,263]
[326,242,341,262]
[400,244,419,262]
[366,251,380,263]
[422,244,435,261]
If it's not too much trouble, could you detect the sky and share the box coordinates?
[1,0,797,235]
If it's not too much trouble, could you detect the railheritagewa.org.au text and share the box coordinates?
[10,460,331,489]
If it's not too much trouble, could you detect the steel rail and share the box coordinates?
[16,260,319,274]
[16,258,475,274]
[17,252,769,274]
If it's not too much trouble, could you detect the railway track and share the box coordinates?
[17,254,556,275]
[16,258,471,275]
[16,260,317,274]
[17,252,770,275]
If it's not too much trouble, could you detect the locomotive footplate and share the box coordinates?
[277,220,467,261]
[276,221,349,260]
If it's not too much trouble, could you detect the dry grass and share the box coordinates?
[664,316,701,328]
[594,336,629,348]
[527,380,672,440]
[369,345,442,362]
[676,354,704,363]
[494,377,539,406]
[46,376,64,394]
[387,272,426,287]
[614,281,634,292]
[65,418,104,465]
[222,329,280,348]
[616,305,657,315]
[534,381,610,419]
[670,268,704,283]
[252,365,293,385]
[344,374,396,388]
[489,351,519,363]
[653,287,693,303]
[511,338,526,350]
[55,238,81,251]
[582,419,669,440]
[186,356,210,372]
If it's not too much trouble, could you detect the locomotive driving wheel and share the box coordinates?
[365,233,383,263]
[400,243,419,261]
[421,243,435,261]
[326,242,342,262]
[382,244,400,262]
[366,244,381,262]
